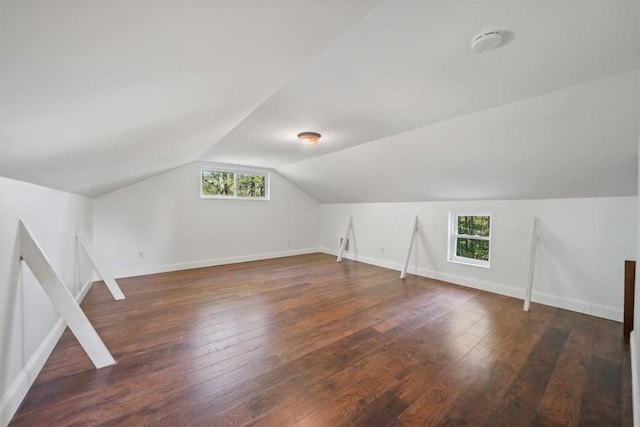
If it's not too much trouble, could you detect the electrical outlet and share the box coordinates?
[139,251,144,259]
[380,246,385,253]
[287,240,291,246]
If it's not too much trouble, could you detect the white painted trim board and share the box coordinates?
[0,277,95,427]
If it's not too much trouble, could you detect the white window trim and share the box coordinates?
[200,167,270,201]
[447,211,491,268]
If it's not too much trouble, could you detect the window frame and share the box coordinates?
[447,211,491,268]
[200,167,270,201]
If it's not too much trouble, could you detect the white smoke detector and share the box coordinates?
[471,30,504,53]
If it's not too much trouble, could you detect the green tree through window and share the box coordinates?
[201,169,268,199]
[202,171,235,196]
[237,174,266,198]
[449,213,491,267]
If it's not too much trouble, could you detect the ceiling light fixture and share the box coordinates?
[471,29,505,53]
[297,131,321,147]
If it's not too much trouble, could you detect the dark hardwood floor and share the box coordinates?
[10,253,631,426]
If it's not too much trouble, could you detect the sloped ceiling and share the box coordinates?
[279,70,639,203]
[0,0,382,196]
[1,0,639,201]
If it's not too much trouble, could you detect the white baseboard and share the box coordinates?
[320,247,622,322]
[632,331,639,427]
[531,291,622,322]
[0,277,95,427]
[113,247,321,279]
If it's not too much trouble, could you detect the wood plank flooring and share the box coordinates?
[10,253,631,426]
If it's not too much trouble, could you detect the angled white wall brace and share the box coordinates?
[18,219,116,368]
[523,216,539,311]
[337,215,353,263]
[401,215,419,279]
[76,225,125,301]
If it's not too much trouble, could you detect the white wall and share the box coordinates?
[93,162,320,278]
[0,177,94,426]
[320,197,637,321]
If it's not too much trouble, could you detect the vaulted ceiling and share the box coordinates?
[1,0,639,201]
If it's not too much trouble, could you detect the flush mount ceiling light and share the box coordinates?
[297,131,321,147]
[471,29,505,53]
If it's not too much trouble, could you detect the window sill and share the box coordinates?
[447,258,490,269]
[200,196,269,201]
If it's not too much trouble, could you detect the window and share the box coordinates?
[448,212,491,268]
[201,168,269,200]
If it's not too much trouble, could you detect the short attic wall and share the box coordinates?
[320,197,637,321]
